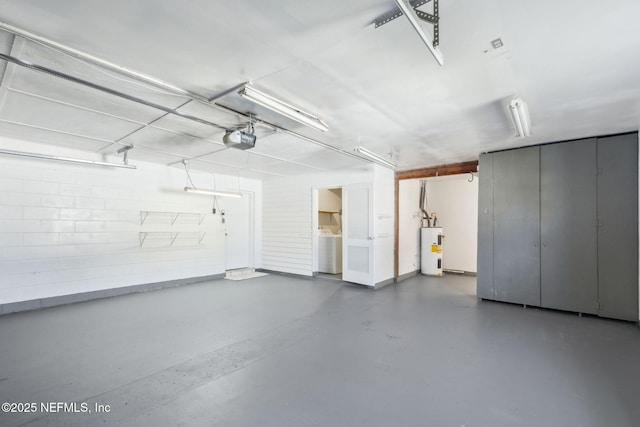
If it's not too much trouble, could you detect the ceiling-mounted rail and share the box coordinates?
[0,52,229,131]
[0,21,376,167]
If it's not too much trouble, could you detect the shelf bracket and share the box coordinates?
[139,232,148,246]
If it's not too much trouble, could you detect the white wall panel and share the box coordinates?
[262,164,395,285]
[0,137,261,305]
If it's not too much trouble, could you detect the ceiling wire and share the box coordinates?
[183,160,196,188]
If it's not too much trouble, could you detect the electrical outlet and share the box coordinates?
[212,208,216,214]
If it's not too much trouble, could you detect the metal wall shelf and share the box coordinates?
[139,210,207,247]
[138,232,207,247]
[140,211,204,225]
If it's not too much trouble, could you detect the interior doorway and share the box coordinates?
[316,187,343,281]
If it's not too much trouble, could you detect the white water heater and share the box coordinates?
[421,227,444,276]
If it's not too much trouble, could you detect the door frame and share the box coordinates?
[311,186,343,274]
[395,161,478,279]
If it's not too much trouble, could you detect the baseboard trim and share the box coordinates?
[0,274,225,315]
[256,268,315,280]
[444,269,477,276]
[396,270,419,283]
[375,277,395,290]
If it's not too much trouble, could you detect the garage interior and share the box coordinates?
[1,1,640,426]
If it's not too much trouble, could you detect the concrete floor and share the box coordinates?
[1,274,639,427]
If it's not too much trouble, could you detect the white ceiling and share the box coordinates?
[0,0,639,178]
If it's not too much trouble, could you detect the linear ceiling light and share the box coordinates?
[354,146,397,169]
[184,187,242,198]
[0,148,136,169]
[238,84,329,132]
[393,0,444,66]
[508,98,532,137]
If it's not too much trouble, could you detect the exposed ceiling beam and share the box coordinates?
[396,160,478,180]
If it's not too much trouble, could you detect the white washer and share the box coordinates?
[318,229,342,274]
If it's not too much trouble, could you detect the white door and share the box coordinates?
[342,183,374,285]
[224,193,252,270]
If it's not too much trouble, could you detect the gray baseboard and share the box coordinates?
[0,274,225,315]
[256,268,315,280]
[396,270,419,283]
[443,269,477,276]
[374,277,396,289]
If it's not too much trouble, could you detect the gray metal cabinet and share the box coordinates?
[597,134,639,321]
[477,133,638,321]
[477,153,494,299]
[493,147,541,306]
[541,139,598,314]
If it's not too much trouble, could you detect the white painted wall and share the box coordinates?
[398,174,478,275]
[262,164,395,286]
[373,165,395,285]
[0,137,261,304]
[398,179,422,276]
[425,174,478,272]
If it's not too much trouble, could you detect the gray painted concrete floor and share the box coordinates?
[0,274,639,427]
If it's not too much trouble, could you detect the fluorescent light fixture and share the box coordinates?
[184,187,242,198]
[238,84,329,132]
[354,146,397,169]
[393,0,444,66]
[508,98,532,137]
[0,148,136,169]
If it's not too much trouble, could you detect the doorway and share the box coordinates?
[316,187,343,281]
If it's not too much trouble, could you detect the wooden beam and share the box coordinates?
[396,160,478,180]
[394,159,479,278]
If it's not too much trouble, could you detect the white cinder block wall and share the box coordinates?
[0,138,261,306]
[262,164,395,286]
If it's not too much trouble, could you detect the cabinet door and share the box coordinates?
[597,134,639,321]
[493,147,541,305]
[477,153,494,299]
[541,139,598,314]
